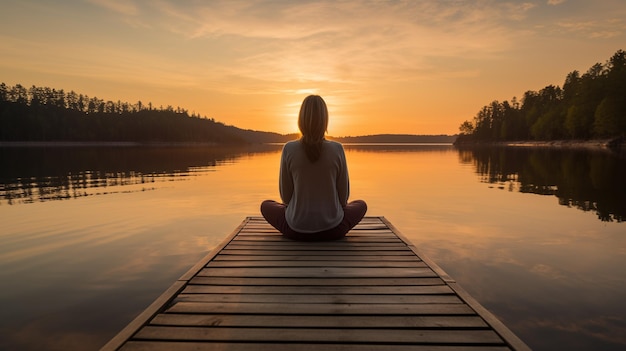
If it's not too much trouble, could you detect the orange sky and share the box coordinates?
[1,0,625,136]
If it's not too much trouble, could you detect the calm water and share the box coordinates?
[0,144,624,350]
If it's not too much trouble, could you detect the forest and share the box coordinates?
[0,83,289,144]
[456,49,626,143]
[0,82,459,144]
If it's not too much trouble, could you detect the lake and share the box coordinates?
[0,143,624,350]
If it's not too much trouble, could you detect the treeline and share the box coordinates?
[456,49,626,143]
[0,83,288,143]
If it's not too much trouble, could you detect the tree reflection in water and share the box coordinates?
[0,145,282,205]
[457,146,626,222]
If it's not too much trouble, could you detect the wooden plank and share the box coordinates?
[222,244,411,250]
[237,235,397,241]
[121,341,512,351]
[166,301,476,315]
[236,230,397,235]
[218,249,417,256]
[174,293,462,304]
[213,254,421,261]
[235,234,401,240]
[133,326,504,344]
[233,236,402,242]
[231,238,403,243]
[239,227,395,233]
[150,313,488,328]
[197,266,437,278]
[188,276,446,286]
[182,285,452,295]
[206,260,428,268]
[239,224,386,232]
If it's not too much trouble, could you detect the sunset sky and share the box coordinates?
[1,0,625,136]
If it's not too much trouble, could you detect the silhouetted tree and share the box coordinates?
[459,49,626,142]
[0,82,290,144]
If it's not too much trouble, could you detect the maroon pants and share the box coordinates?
[260,200,367,241]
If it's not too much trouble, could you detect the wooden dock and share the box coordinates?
[102,216,530,351]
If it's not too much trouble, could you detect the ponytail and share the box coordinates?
[298,95,328,162]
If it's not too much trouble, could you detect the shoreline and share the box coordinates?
[504,138,619,149]
[455,137,625,152]
[0,141,455,148]
[2,138,624,153]
[0,141,223,148]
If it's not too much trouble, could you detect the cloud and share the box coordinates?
[135,0,529,87]
[547,0,566,5]
[557,19,626,39]
[503,2,537,20]
[87,0,138,16]
[589,30,622,39]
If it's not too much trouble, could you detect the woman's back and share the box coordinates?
[280,139,349,233]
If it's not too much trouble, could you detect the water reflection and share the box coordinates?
[5,144,624,223]
[457,146,626,222]
[0,145,282,205]
[1,143,624,350]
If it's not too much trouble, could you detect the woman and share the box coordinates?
[261,95,367,241]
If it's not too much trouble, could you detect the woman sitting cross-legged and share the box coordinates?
[260,95,367,241]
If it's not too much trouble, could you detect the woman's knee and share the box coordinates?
[348,200,368,216]
[260,200,278,215]
[260,199,269,209]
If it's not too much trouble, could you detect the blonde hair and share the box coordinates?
[298,95,328,162]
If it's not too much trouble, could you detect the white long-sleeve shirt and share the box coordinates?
[280,139,349,233]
